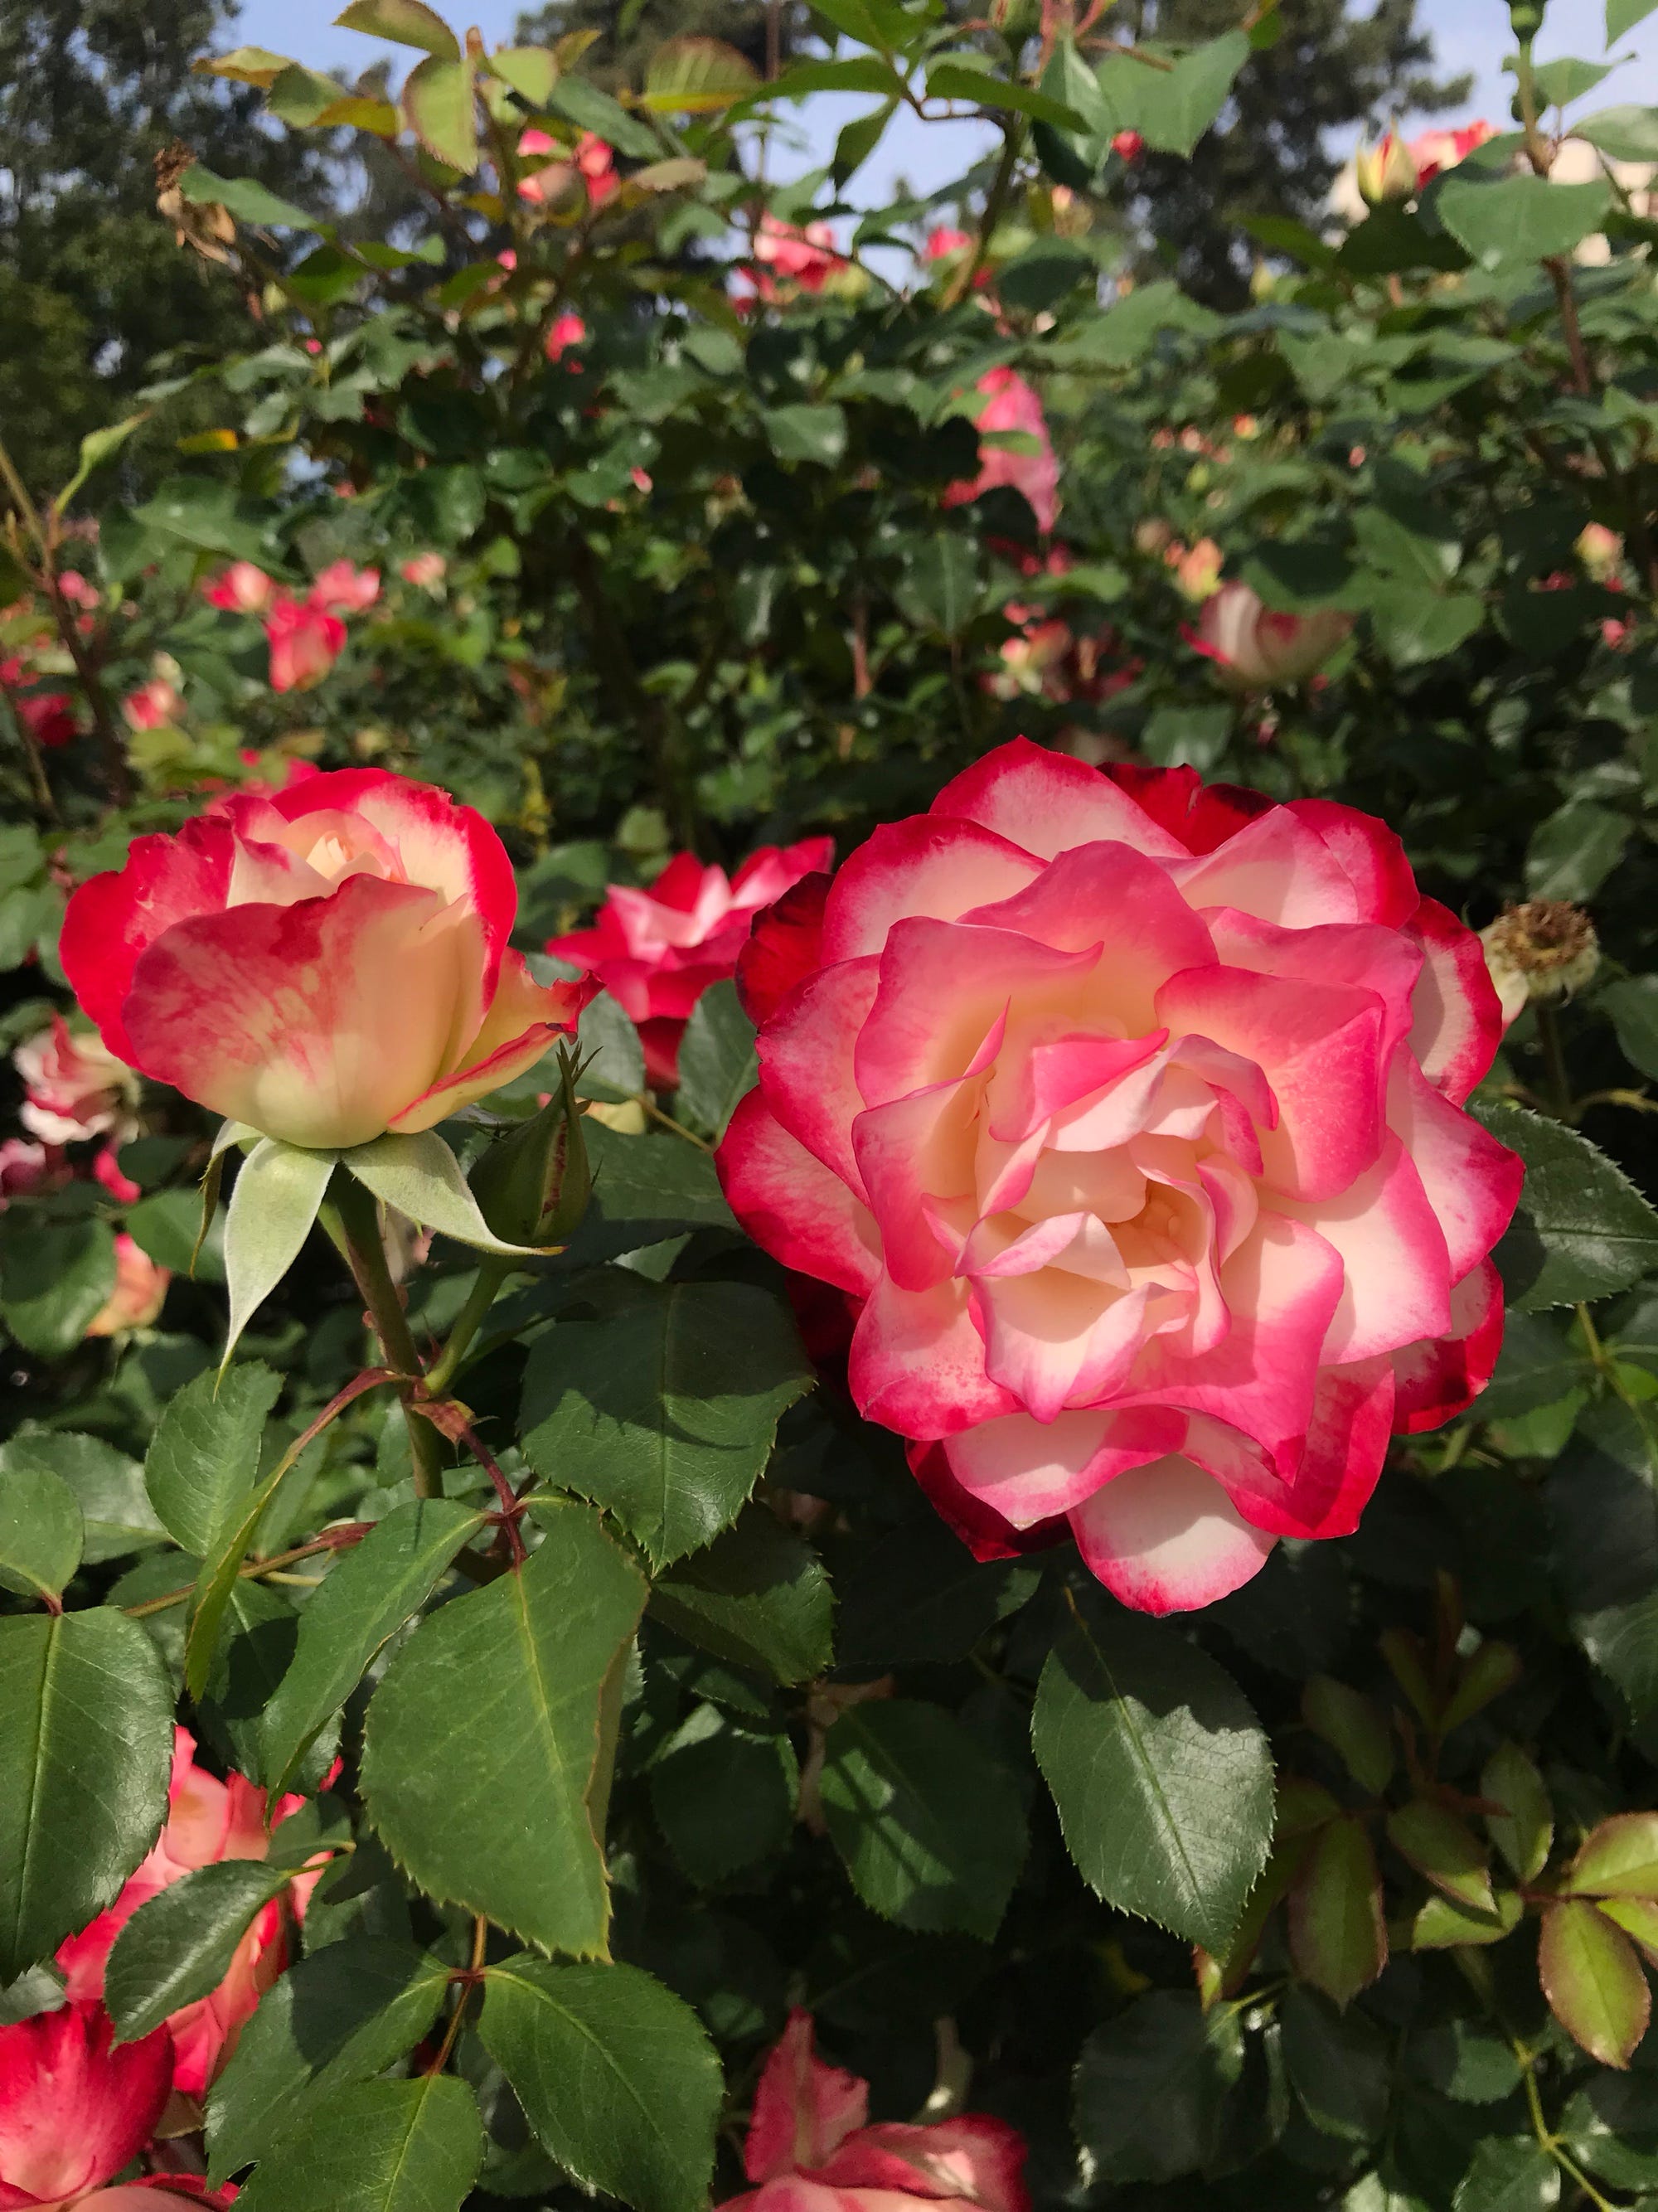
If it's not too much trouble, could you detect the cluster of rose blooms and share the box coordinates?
[0,1725,1026,2211]
[199,558,380,695]
[0,569,100,751]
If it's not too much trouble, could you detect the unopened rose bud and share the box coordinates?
[1111,130,1145,162]
[1577,522,1622,581]
[1480,901,1599,1029]
[1355,130,1418,206]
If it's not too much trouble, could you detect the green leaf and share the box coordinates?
[1280,1986,1389,2142]
[1287,1817,1387,2009]
[480,1957,723,2212]
[1408,2017,1521,2105]
[1549,1397,1658,1721]
[1525,801,1631,902]
[818,1697,1027,1939]
[573,1120,736,1260]
[206,1939,451,2183]
[488,44,560,104]
[1483,1743,1554,1882]
[402,54,478,172]
[1436,172,1611,269]
[1369,581,1484,668]
[835,1517,1038,1668]
[1573,103,1658,160]
[1598,974,1658,1082]
[641,35,759,114]
[144,1361,280,1560]
[548,75,662,161]
[833,97,897,184]
[0,1608,173,1981]
[924,60,1085,129]
[0,1214,116,1356]
[178,163,314,229]
[105,1858,299,2045]
[768,56,904,96]
[222,1139,336,1366]
[1302,1678,1394,1797]
[334,0,459,57]
[1560,2066,1658,2189]
[230,2075,482,2212]
[674,982,757,1141]
[1608,0,1658,43]
[1563,1812,1658,1898]
[1073,1990,1239,2183]
[261,1498,487,1798]
[651,1705,797,1882]
[193,44,296,85]
[1031,1590,1274,1952]
[520,1278,812,1569]
[1452,2136,1561,2212]
[1386,1800,1496,1917]
[1413,1885,1524,1950]
[360,1501,645,1956]
[763,405,848,468]
[1539,1898,1651,2067]
[0,1432,163,1564]
[1097,32,1249,158]
[1476,1101,1658,1311]
[342,1130,547,1256]
[0,1455,82,1600]
[896,533,980,636]
[647,1506,833,1684]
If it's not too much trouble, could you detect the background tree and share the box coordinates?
[514,0,812,86]
[1109,0,1471,303]
[0,0,328,495]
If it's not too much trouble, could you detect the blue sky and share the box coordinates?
[228,0,1658,207]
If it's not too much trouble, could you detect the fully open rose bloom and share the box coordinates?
[84,1232,169,1337]
[14,1015,138,1144]
[717,740,1522,1612]
[549,840,833,1090]
[57,1729,316,2099]
[720,2011,1028,2212]
[61,768,589,1150]
[1193,580,1354,691]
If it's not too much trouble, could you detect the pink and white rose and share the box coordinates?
[262,595,345,694]
[61,767,591,1151]
[83,1232,169,1337]
[308,560,381,615]
[944,369,1059,536]
[201,562,274,615]
[720,2010,1028,2212]
[716,740,1521,1613]
[1192,581,1354,691]
[14,1015,138,1145]
[0,2004,173,2210]
[549,840,833,1091]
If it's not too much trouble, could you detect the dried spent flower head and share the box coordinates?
[1481,900,1601,1010]
[156,141,235,266]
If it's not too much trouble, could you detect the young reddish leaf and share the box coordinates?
[1387,1800,1497,1916]
[1379,1627,1437,1726]
[334,0,460,56]
[1412,1887,1523,1951]
[1539,1898,1651,2068]
[1287,1814,1388,2008]
[1563,1812,1658,1899]
[1276,1778,1342,1836]
[1482,1742,1554,1883]
[1302,1677,1394,1796]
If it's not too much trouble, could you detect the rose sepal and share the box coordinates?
[221,1136,339,1369]
[340,1128,565,1260]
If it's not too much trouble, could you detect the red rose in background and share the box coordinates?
[716,739,1520,1613]
[720,2009,1029,2212]
[56,1729,318,2098]
[549,839,833,1089]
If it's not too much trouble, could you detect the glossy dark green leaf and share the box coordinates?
[1097,31,1249,156]
[567,1121,736,1263]
[674,982,757,1141]
[206,1938,450,2183]
[106,1857,298,2044]
[1073,1990,1239,2183]
[143,1361,281,1558]
[763,404,848,468]
[0,1608,173,1981]
[261,1498,487,1797]
[230,2075,482,2212]
[647,1507,833,1684]
[521,1278,812,1568]
[650,1705,797,1884]
[482,1957,721,2212]
[1032,1590,1274,1952]
[0,1455,82,1599]
[1287,1816,1387,2009]
[1436,172,1610,269]
[1477,1101,1658,1311]
[360,1501,645,1956]
[1451,2136,1561,2212]
[819,1698,1027,1939]
[0,1433,163,1565]
[1280,1987,1389,2142]
[0,1215,116,1356]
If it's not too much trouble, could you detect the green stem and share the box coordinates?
[1534,1002,1574,1123]
[327,1176,444,1500]
[425,1259,511,1399]
[945,118,1026,309]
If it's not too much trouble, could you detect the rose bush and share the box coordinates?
[720,740,1521,1609]
[60,767,589,1148]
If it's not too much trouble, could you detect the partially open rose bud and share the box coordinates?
[1355,131,1418,205]
[1480,901,1600,1028]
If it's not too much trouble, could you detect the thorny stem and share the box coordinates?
[429,1916,489,2076]
[124,1523,374,1620]
[327,1178,445,1501]
[411,1398,527,1564]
